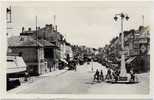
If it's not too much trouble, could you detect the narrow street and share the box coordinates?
[8,62,149,94]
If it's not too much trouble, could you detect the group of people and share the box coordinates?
[93,69,104,82]
[93,68,136,83]
[105,68,120,82]
[93,68,119,82]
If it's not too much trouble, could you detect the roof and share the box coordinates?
[20,31,34,36]
[8,36,43,47]
[38,39,57,47]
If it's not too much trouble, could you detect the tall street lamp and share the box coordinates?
[114,13,129,77]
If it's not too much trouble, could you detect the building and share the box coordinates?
[104,25,150,73]
[123,26,150,72]
[59,39,74,69]
[59,39,67,68]
[65,41,73,61]
[8,36,48,75]
[33,24,64,69]
[20,24,64,70]
[38,39,58,72]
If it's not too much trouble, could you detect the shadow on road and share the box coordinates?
[85,80,139,85]
[106,81,139,84]
[55,70,68,77]
[85,81,102,85]
[87,71,95,73]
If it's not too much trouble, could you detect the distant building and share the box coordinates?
[60,39,73,63]
[65,41,73,61]
[60,39,67,64]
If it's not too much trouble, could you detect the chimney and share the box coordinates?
[49,24,53,29]
[139,26,144,31]
[22,27,24,33]
[45,24,48,27]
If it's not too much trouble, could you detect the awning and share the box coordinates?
[60,59,68,64]
[126,57,136,64]
[7,56,27,74]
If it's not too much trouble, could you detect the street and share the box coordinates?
[8,62,149,94]
[5,2,151,95]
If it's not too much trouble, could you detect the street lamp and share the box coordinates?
[114,13,129,77]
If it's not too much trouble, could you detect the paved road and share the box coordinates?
[9,62,149,94]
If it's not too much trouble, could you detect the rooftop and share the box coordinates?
[8,35,57,48]
[8,36,43,47]
[38,39,57,48]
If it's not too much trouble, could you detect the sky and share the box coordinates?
[6,1,154,48]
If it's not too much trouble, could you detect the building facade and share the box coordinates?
[99,25,150,73]
[8,36,47,75]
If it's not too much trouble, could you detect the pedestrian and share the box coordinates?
[112,69,118,82]
[24,71,29,82]
[74,61,77,71]
[93,69,99,82]
[130,69,135,82]
[100,70,104,81]
[105,68,112,81]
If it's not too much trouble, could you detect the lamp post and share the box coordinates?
[114,13,129,77]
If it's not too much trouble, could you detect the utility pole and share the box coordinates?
[6,6,13,36]
[142,15,144,26]
[36,16,41,75]
[36,16,38,41]
[54,15,56,30]
[6,6,12,23]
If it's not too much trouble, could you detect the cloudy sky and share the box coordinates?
[6,1,154,48]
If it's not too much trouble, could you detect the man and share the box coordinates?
[105,68,112,80]
[112,69,119,82]
[100,70,104,81]
[130,69,135,82]
[94,69,99,82]
[24,71,29,82]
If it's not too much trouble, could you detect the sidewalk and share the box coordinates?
[41,68,67,77]
[7,69,68,93]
